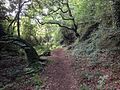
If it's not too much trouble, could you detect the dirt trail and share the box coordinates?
[41,48,79,90]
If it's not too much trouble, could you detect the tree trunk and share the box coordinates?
[0,36,43,65]
[17,0,22,37]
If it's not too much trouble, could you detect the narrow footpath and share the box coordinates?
[41,48,79,90]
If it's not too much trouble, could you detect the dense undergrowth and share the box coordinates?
[69,24,120,89]
[70,49,120,89]
[0,46,43,90]
[1,0,120,89]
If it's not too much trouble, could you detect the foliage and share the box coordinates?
[1,0,120,89]
[34,26,61,54]
[0,0,114,52]
[0,0,117,53]
[0,0,8,20]
[32,73,42,86]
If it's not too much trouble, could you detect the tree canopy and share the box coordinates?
[0,0,119,53]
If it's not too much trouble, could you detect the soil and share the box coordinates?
[41,48,79,90]
[1,47,120,90]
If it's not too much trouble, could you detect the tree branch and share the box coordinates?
[36,18,73,30]
[7,0,30,34]
[60,13,73,20]
[26,0,79,37]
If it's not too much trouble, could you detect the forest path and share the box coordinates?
[41,48,79,90]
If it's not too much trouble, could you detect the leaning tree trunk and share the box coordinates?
[0,36,42,65]
[112,0,120,30]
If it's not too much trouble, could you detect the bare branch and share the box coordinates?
[60,13,73,20]
[25,13,73,30]
[36,18,73,30]
[59,7,68,13]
